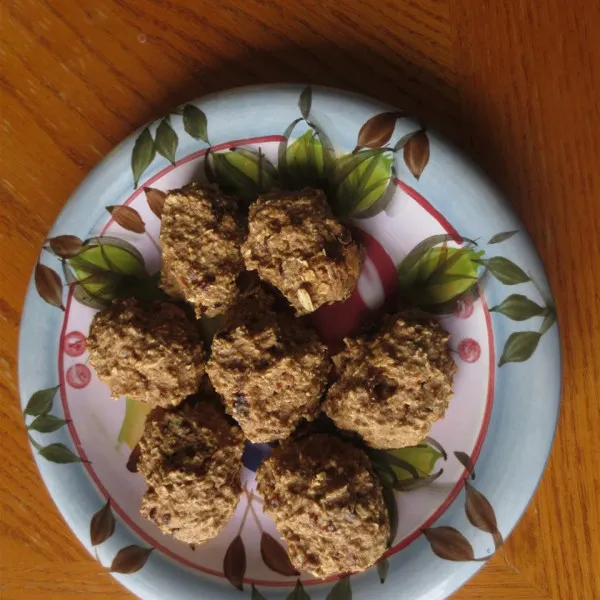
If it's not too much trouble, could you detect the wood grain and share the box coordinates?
[1,0,598,598]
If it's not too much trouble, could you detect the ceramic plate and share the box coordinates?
[18,85,561,600]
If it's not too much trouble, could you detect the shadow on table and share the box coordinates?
[138,41,508,197]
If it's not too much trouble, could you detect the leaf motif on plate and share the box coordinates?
[397,237,484,313]
[464,482,504,550]
[326,575,352,600]
[355,111,403,151]
[393,468,444,491]
[284,129,327,190]
[498,331,541,366]
[252,585,268,600]
[381,486,398,547]
[47,235,83,258]
[28,414,68,433]
[299,86,312,120]
[488,230,519,244]
[210,147,277,203]
[490,294,545,320]
[155,118,178,164]
[376,557,389,584]
[333,149,394,217]
[118,398,153,450]
[540,306,557,335]
[90,499,116,546]
[65,237,148,309]
[38,442,82,464]
[479,256,530,285]
[422,526,475,562]
[35,263,64,310]
[106,205,146,234]
[131,127,156,188]
[183,104,208,142]
[454,451,476,479]
[260,532,299,576]
[24,385,59,416]
[286,579,311,600]
[144,187,167,219]
[223,534,246,591]
[403,130,430,180]
[110,545,153,574]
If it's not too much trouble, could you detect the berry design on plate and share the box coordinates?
[66,363,92,389]
[458,338,481,363]
[64,331,87,357]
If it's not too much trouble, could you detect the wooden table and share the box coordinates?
[1,1,599,598]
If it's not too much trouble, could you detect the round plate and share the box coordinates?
[19,85,561,600]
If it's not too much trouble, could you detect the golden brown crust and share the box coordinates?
[160,183,245,318]
[87,298,204,408]
[241,188,362,315]
[323,315,457,449]
[256,434,389,578]
[138,399,244,545]
[206,290,331,443]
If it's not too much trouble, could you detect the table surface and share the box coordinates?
[1,1,599,598]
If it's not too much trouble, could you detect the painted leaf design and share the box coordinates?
[498,331,541,366]
[424,436,447,461]
[126,443,141,473]
[403,130,430,179]
[72,237,146,276]
[376,557,389,584]
[286,579,311,600]
[47,235,83,258]
[488,230,519,244]
[110,545,153,573]
[355,111,403,150]
[299,86,312,120]
[480,257,530,285]
[393,468,444,491]
[334,149,394,217]
[278,117,303,181]
[540,307,557,335]
[155,118,178,164]
[131,127,156,188]
[464,482,503,550]
[252,585,268,600]
[287,129,323,177]
[106,205,146,234]
[382,486,398,547]
[223,535,246,591]
[24,386,59,416]
[422,526,475,561]
[183,104,208,142]
[454,451,476,479]
[118,398,152,449]
[326,575,352,600]
[90,499,116,546]
[64,265,120,310]
[28,414,68,433]
[260,532,299,576]
[490,294,545,320]
[38,443,82,464]
[397,240,484,312]
[66,237,148,309]
[211,148,277,203]
[35,263,64,310]
[393,131,417,152]
[144,187,167,219]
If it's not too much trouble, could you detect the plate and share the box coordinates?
[18,85,561,600]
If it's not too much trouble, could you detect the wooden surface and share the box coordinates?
[1,0,599,598]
